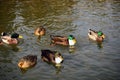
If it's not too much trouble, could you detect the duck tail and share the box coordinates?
[1,32,7,36]
[89,29,93,31]
[89,29,96,33]
[41,49,50,54]
[50,35,54,39]
[41,49,53,56]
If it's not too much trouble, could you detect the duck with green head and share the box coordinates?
[50,35,76,47]
[41,49,64,66]
[88,29,105,42]
[1,32,23,44]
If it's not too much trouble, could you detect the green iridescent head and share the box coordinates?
[11,33,23,38]
[98,31,103,36]
[55,52,60,57]
[11,33,19,38]
[68,35,74,40]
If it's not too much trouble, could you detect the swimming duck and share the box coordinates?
[88,29,105,42]
[1,32,23,44]
[34,26,46,36]
[18,55,37,69]
[41,49,63,66]
[50,35,76,47]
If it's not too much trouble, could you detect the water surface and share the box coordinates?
[0,0,120,80]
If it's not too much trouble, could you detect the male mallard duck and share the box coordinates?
[18,55,37,69]
[50,35,76,47]
[1,32,23,44]
[41,49,63,65]
[34,26,46,36]
[88,29,105,42]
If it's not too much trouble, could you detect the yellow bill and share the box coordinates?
[102,35,105,39]
[19,35,23,38]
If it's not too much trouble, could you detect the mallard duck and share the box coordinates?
[88,29,105,42]
[50,35,76,47]
[41,49,63,65]
[1,32,23,44]
[34,26,46,36]
[18,55,37,69]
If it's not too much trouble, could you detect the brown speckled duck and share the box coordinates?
[88,29,105,42]
[18,55,37,69]
[34,26,46,36]
[41,49,63,66]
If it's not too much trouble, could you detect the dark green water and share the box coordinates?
[0,0,120,80]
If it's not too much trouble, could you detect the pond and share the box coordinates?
[0,0,120,80]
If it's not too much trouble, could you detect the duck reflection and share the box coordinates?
[97,42,103,49]
[55,65,64,74]
[69,47,76,53]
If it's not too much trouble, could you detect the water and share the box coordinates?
[0,0,120,80]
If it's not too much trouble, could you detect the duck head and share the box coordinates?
[11,33,23,38]
[18,61,24,68]
[97,31,105,39]
[55,52,63,64]
[68,35,76,46]
[34,26,46,36]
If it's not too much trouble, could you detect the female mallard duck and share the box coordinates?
[41,49,63,65]
[18,55,37,69]
[1,32,23,44]
[34,26,46,36]
[50,35,76,47]
[88,29,105,42]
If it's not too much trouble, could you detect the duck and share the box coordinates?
[41,49,63,66]
[1,32,23,44]
[88,29,105,42]
[18,55,37,69]
[34,26,46,36]
[50,35,76,47]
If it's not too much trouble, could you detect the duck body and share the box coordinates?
[1,36,18,44]
[34,26,46,36]
[41,49,63,64]
[50,35,76,46]
[18,55,37,69]
[1,32,22,44]
[88,29,105,42]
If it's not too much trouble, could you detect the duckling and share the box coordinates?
[50,35,76,47]
[88,29,105,42]
[1,32,23,44]
[18,55,37,69]
[41,50,63,65]
[34,26,46,36]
